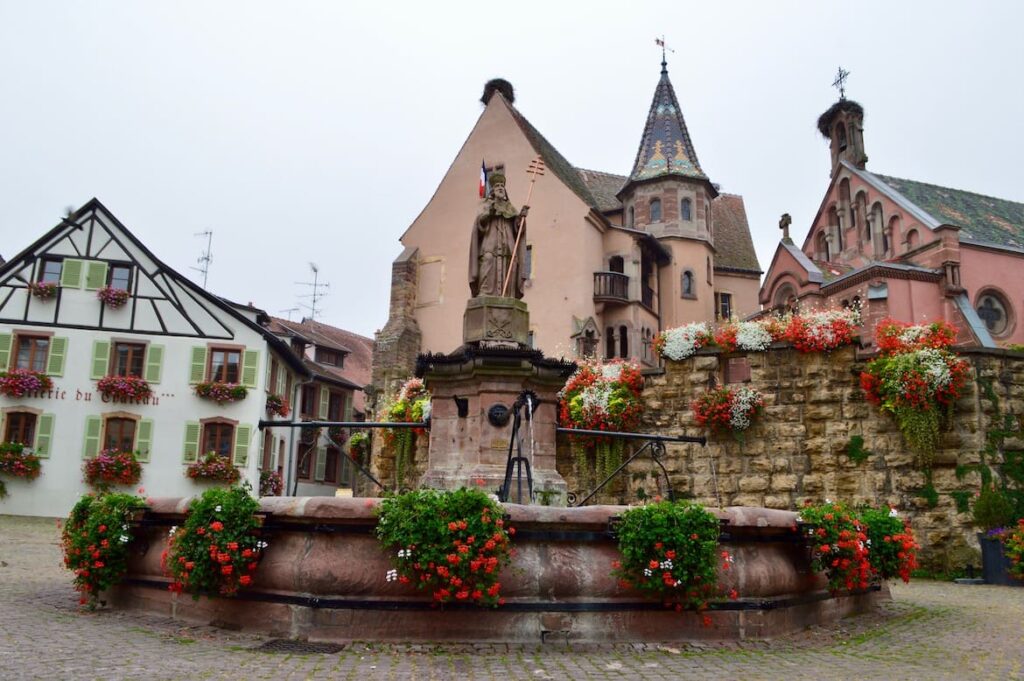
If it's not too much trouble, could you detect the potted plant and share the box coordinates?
[265,393,290,417]
[346,431,369,464]
[0,369,54,398]
[97,286,130,308]
[96,375,153,401]
[973,485,1022,586]
[28,281,59,301]
[0,442,42,499]
[186,452,241,484]
[194,381,248,405]
[83,449,143,490]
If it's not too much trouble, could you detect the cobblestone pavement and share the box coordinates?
[2,515,1023,680]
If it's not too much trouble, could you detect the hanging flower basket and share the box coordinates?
[259,469,283,496]
[0,369,54,397]
[265,393,290,417]
[194,381,248,405]
[29,281,59,301]
[379,377,431,488]
[96,375,153,401]
[692,386,764,438]
[346,431,369,464]
[0,442,42,481]
[83,449,143,489]
[97,286,130,308]
[186,452,240,484]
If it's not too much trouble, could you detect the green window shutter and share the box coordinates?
[82,416,102,459]
[0,333,12,370]
[318,387,329,419]
[90,340,111,380]
[85,261,109,290]
[60,259,84,288]
[233,424,252,467]
[314,446,327,481]
[241,350,260,388]
[46,337,68,376]
[344,393,353,421]
[189,346,207,384]
[182,422,201,463]
[35,414,55,459]
[135,419,153,463]
[144,345,164,384]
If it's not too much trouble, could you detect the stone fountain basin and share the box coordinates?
[108,497,885,642]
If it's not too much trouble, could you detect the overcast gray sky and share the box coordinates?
[2,1,1022,338]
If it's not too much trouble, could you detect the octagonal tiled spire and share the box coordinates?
[627,59,706,183]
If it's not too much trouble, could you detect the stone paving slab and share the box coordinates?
[2,514,1023,680]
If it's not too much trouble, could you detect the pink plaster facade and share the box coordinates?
[374,70,762,392]
[760,100,1024,347]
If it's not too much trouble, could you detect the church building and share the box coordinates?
[760,94,1024,348]
[373,60,761,395]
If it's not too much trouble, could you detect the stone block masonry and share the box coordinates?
[557,344,1024,571]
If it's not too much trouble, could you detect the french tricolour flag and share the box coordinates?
[479,160,487,198]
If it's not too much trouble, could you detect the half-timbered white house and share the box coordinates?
[0,199,312,516]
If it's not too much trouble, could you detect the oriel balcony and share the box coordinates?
[593,271,629,304]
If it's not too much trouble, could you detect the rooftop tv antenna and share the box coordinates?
[192,230,213,289]
[296,262,330,320]
[279,307,301,321]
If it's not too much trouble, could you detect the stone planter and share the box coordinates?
[978,534,1022,586]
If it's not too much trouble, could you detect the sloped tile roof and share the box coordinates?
[810,259,856,282]
[711,194,761,273]
[577,168,627,212]
[627,66,706,183]
[268,317,374,414]
[504,98,602,213]
[874,174,1024,249]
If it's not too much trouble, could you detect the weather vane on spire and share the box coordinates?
[655,36,674,72]
[832,66,850,100]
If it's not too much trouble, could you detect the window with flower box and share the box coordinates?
[188,346,259,388]
[38,258,63,284]
[181,419,250,467]
[103,417,137,452]
[2,410,54,457]
[107,263,132,291]
[14,335,49,372]
[112,342,146,378]
[4,412,37,447]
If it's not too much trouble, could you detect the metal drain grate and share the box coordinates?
[256,639,345,655]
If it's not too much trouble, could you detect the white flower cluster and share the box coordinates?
[729,386,763,431]
[214,505,222,512]
[579,382,613,417]
[659,322,710,361]
[256,540,269,549]
[643,567,653,577]
[899,325,929,345]
[397,548,413,559]
[385,568,399,582]
[915,348,953,390]
[734,322,773,352]
[799,308,860,347]
[600,363,623,381]
[119,534,130,544]
[659,559,674,570]
[889,507,899,518]
[168,526,178,537]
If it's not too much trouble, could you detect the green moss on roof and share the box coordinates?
[875,174,1024,249]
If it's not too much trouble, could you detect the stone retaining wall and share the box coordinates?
[557,345,1024,571]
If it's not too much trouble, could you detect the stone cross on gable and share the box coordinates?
[833,67,850,100]
[977,297,1004,331]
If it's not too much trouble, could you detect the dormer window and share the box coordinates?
[315,347,343,367]
[681,198,692,221]
[649,198,662,223]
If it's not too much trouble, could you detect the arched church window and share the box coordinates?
[773,283,796,310]
[649,198,662,223]
[976,290,1013,337]
[681,270,695,298]
[681,198,692,221]
[817,231,830,261]
[906,229,920,251]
